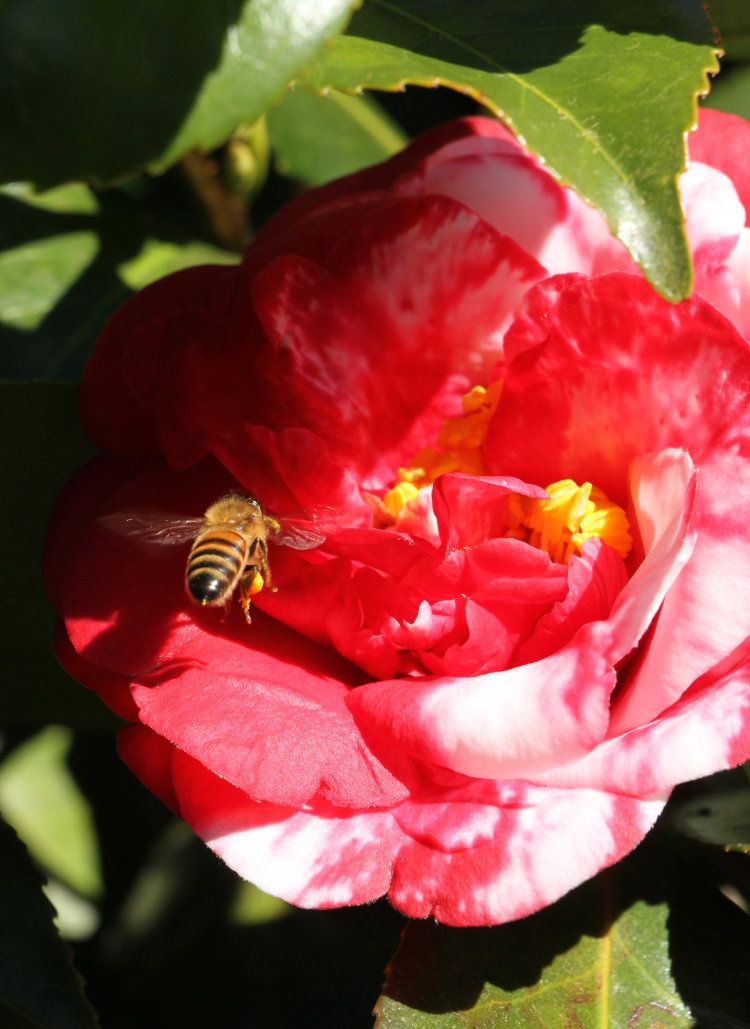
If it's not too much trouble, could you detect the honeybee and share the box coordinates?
[100,491,326,622]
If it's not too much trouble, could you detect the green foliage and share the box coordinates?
[1,1,749,1025]
[376,832,750,1028]
[0,727,103,900]
[0,0,359,187]
[299,0,719,301]
[268,88,408,186]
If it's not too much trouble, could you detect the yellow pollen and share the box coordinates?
[382,382,631,565]
[383,381,502,515]
[513,480,632,564]
[247,570,265,595]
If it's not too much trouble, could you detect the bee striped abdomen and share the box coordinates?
[186,530,248,606]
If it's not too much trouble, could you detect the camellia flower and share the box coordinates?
[46,108,750,926]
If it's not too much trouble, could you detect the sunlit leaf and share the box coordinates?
[0,727,102,898]
[0,0,359,188]
[0,232,100,332]
[267,87,408,186]
[0,182,240,379]
[118,239,239,292]
[299,0,719,300]
[376,836,750,1028]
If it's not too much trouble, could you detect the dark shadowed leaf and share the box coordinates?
[0,818,97,1028]
[299,0,719,301]
[706,0,750,59]
[664,773,750,853]
[0,381,117,730]
[0,0,358,188]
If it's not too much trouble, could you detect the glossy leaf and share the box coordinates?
[0,818,96,1028]
[376,836,750,1028]
[299,0,719,300]
[0,0,358,188]
[267,87,408,186]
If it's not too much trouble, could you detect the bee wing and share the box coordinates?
[271,520,327,551]
[98,509,202,547]
[269,508,338,551]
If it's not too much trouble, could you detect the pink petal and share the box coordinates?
[252,194,543,488]
[604,448,696,676]
[486,274,750,505]
[689,107,750,226]
[613,414,750,732]
[396,136,631,278]
[128,612,406,809]
[724,228,750,340]
[514,537,627,665]
[389,783,665,926]
[536,635,750,794]
[347,638,614,780]
[129,739,665,926]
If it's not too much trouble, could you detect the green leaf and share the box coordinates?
[298,0,720,301]
[0,818,97,1028]
[0,727,103,899]
[376,836,750,1028]
[0,232,100,333]
[267,87,408,187]
[0,181,240,379]
[704,64,750,120]
[0,0,359,188]
[117,239,239,293]
[0,381,117,730]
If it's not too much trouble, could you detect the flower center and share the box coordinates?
[383,381,632,564]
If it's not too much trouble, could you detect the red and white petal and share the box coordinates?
[724,228,750,340]
[171,749,402,910]
[613,416,750,732]
[389,783,666,926]
[536,636,750,794]
[604,449,696,671]
[486,274,750,506]
[689,108,750,226]
[348,639,615,780]
[122,732,665,926]
[252,194,544,489]
[396,135,632,279]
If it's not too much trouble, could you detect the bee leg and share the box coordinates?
[256,538,277,593]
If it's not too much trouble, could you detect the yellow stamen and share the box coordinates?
[384,382,502,516]
[510,480,632,563]
[382,381,632,565]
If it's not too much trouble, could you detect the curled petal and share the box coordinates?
[348,639,615,780]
